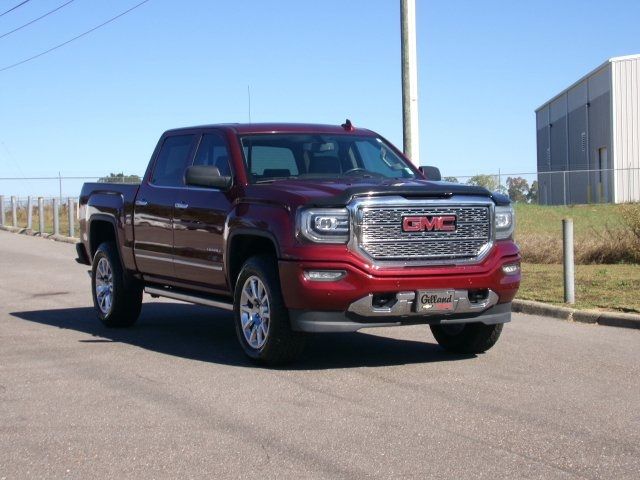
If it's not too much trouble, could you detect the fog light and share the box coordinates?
[502,263,520,275]
[304,270,346,281]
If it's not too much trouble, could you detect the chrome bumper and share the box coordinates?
[347,289,499,318]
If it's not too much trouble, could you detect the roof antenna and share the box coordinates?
[247,85,252,123]
[341,118,354,131]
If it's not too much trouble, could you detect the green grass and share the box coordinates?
[514,203,626,239]
[518,263,640,313]
[514,203,639,264]
[515,203,639,313]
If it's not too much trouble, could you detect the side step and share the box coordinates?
[144,286,234,311]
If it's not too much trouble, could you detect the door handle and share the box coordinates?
[174,202,189,209]
[135,199,148,206]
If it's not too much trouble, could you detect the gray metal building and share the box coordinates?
[535,55,640,205]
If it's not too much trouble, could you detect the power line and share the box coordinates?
[0,1,75,40]
[0,0,32,18]
[0,0,151,73]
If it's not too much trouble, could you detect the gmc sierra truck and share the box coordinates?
[76,122,520,364]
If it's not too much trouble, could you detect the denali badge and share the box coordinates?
[402,215,457,232]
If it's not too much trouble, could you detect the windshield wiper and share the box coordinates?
[255,176,299,184]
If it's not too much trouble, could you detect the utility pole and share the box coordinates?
[401,0,420,165]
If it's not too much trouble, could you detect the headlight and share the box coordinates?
[495,205,515,240]
[298,208,349,243]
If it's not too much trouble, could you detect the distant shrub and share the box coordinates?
[620,203,640,260]
[517,229,639,265]
[620,203,640,238]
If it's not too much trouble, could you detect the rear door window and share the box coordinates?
[151,135,196,186]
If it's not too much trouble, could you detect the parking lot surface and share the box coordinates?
[1,230,639,479]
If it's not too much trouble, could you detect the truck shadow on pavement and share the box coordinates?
[11,302,475,369]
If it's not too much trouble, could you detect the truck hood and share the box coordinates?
[249,178,510,207]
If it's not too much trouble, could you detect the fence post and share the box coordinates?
[53,198,60,236]
[563,219,575,304]
[0,195,4,226]
[67,197,75,237]
[27,196,33,230]
[38,197,45,234]
[11,196,17,227]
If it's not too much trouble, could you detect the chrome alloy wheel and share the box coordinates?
[240,275,270,349]
[95,257,114,315]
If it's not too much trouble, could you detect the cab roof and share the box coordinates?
[164,122,376,136]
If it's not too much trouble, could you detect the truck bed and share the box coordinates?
[79,182,140,205]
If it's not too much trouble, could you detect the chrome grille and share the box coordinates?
[357,204,492,262]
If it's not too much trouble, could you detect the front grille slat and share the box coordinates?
[357,204,491,262]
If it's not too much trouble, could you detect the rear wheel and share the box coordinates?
[233,255,305,365]
[430,322,503,354]
[91,241,142,328]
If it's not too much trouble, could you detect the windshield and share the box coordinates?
[240,134,417,183]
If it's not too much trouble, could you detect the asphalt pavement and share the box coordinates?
[1,230,639,479]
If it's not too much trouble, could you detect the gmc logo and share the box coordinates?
[402,215,457,232]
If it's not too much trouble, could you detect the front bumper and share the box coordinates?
[278,241,520,333]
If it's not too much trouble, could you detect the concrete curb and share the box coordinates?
[0,225,77,245]
[513,299,640,330]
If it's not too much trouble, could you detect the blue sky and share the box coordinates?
[1,0,640,195]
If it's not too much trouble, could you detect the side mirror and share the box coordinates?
[185,165,232,189]
[419,166,442,181]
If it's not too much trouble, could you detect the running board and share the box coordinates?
[144,286,234,311]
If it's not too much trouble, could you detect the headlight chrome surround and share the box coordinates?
[495,204,515,240]
[298,208,350,243]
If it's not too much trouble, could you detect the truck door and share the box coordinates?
[172,132,232,293]
[133,134,197,280]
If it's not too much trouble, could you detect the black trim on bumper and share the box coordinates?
[289,302,512,333]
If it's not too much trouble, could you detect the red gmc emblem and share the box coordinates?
[402,215,457,232]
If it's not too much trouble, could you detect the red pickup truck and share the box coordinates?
[76,122,520,364]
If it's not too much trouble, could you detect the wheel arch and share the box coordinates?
[226,229,280,290]
[88,215,126,272]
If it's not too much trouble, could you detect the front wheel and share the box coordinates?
[233,255,305,365]
[430,322,503,354]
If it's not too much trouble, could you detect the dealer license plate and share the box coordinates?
[416,290,455,312]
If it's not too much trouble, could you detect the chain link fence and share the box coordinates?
[444,167,640,205]
[0,175,142,237]
[0,174,140,199]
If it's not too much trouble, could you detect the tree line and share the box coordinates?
[443,175,538,203]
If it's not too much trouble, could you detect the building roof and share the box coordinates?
[535,54,640,112]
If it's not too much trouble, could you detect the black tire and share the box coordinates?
[430,322,503,354]
[91,241,142,328]
[233,255,305,365]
